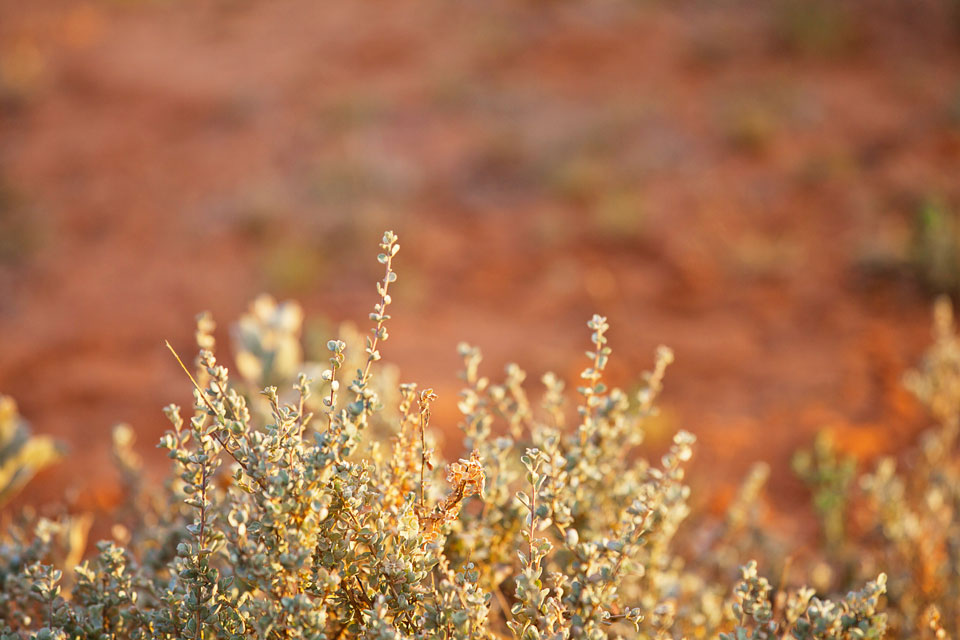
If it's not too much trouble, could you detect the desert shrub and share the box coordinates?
[0,395,61,508]
[0,231,890,639]
[792,431,856,550]
[789,296,960,639]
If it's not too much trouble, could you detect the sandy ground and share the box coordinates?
[1,0,959,531]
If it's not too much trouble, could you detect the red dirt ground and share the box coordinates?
[1,0,959,533]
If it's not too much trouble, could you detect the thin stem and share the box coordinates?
[604,509,652,598]
[578,318,607,447]
[773,556,794,639]
[195,462,207,640]
[417,389,436,508]
[296,388,306,442]
[492,583,516,627]
[165,341,267,491]
[354,240,397,402]
[528,475,538,573]
[419,407,427,506]
[326,366,339,431]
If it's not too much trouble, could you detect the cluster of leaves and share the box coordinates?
[1,231,892,639]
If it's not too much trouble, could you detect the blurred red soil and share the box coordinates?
[1,0,959,529]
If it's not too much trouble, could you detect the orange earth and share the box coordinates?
[1,0,959,539]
